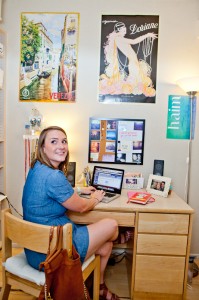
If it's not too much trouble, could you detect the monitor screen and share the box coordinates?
[88,118,145,165]
[92,166,124,194]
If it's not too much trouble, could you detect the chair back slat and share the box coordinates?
[1,208,72,261]
[0,209,100,300]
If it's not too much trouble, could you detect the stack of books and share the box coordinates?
[127,191,155,205]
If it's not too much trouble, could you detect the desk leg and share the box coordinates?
[131,212,139,300]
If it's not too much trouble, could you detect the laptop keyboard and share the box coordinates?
[104,192,116,198]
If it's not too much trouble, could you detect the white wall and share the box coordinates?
[1,0,199,253]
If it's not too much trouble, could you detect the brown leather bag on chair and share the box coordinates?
[38,226,90,300]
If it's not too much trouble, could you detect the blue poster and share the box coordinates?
[191,97,197,139]
[166,95,190,139]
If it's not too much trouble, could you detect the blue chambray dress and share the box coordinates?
[22,161,89,269]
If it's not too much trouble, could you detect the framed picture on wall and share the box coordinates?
[98,15,159,103]
[19,12,79,102]
[88,118,145,165]
[146,174,171,197]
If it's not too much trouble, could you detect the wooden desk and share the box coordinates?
[67,190,194,300]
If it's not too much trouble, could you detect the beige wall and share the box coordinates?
[2,0,199,254]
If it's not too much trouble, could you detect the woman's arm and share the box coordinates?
[61,189,105,213]
[120,32,158,45]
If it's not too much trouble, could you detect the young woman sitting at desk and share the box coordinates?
[22,125,120,300]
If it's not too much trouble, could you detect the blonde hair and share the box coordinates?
[31,126,69,175]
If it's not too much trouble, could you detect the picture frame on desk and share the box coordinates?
[123,176,144,189]
[146,174,171,197]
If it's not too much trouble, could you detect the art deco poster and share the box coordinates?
[20,13,79,102]
[99,15,159,103]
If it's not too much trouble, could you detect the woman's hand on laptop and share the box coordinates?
[91,190,105,203]
[77,186,105,203]
[80,186,96,194]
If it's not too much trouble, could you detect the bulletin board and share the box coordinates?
[88,118,145,165]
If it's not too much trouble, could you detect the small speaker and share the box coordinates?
[67,162,76,187]
[153,160,164,176]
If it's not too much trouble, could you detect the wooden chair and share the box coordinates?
[0,208,100,300]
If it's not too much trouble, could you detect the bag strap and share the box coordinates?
[47,226,54,256]
[46,225,63,256]
[39,225,63,271]
[55,225,63,251]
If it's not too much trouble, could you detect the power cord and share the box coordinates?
[0,192,23,217]
[108,251,126,265]
[193,261,199,277]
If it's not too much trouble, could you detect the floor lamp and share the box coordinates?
[177,76,199,204]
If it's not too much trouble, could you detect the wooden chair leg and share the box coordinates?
[93,255,100,300]
[0,283,11,300]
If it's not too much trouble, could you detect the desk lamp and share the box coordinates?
[176,76,199,204]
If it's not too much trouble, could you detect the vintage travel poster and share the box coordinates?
[20,13,79,102]
[99,15,159,103]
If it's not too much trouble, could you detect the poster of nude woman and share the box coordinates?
[20,13,79,102]
[99,15,159,103]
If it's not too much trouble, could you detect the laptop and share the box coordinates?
[91,166,124,203]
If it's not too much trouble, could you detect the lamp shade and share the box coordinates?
[177,76,199,93]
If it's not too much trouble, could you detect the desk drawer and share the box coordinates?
[138,213,189,234]
[135,255,185,294]
[67,211,135,227]
[137,234,187,255]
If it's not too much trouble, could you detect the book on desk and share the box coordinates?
[127,191,155,205]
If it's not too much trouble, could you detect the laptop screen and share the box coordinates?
[91,166,124,194]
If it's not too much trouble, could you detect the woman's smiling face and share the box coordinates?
[43,130,68,168]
